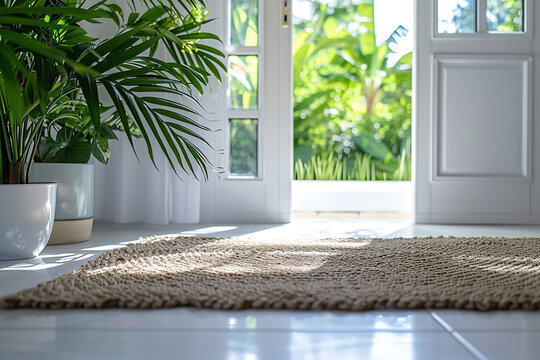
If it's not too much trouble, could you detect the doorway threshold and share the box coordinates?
[292,180,412,213]
[292,211,411,223]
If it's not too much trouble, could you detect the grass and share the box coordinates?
[294,151,411,181]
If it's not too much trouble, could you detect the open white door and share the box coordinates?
[415,0,540,224]
[200,0,293,222]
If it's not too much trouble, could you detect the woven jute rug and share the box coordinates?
[1,236,540,311]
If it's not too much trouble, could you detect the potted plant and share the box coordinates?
[0,0,225,256]
[30,86,135,244]
[30,104,100,244]
[0,7,68,259]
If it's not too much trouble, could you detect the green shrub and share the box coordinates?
[294,150,410,181]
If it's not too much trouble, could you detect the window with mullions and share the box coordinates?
[227,0,261,178]
[437,0,524,33]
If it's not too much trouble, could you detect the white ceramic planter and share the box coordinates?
[0,183,57,260]
[30,163,94,244]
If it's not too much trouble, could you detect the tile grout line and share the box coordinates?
[429,312,490,360]
[2,325,539,333]
[0,326,449,334]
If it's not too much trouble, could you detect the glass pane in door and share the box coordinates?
[487,0,523,32]
[228,55,259,109]
[230,0,259,46]
[438,0,477,33]
[229,119,258,177]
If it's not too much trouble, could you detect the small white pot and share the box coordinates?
[0,183,57,260]
[30,163,94,244]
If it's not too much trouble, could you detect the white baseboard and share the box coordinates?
[415,212,533,224]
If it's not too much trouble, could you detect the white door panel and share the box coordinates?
[416,0,536,224]
[433,55,530,179]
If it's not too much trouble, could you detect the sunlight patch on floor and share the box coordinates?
[181,226,239,235]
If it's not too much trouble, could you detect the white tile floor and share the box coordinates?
[1,219,540,360]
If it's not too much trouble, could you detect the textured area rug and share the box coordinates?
[1,236,540,311]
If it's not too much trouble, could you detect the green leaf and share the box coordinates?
[0,7,109,18]
[39,129,92,163]
[352,133,393,162]
[0,51,24,126]
[91,138,109,163]
[0,16,49,27]
[0,28,98,76]
[94,36,163,73]
[357,0,375,55]
[77,73,101,130]
[102,81,137,156]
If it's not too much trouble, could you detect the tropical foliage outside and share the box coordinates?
[293,0,412,181]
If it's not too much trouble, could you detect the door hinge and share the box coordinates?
[282,0,290,27]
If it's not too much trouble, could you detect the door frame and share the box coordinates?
[200,0,293,223]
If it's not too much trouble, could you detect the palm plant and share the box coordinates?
[0,0,225,184]
[324,3,411,119]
